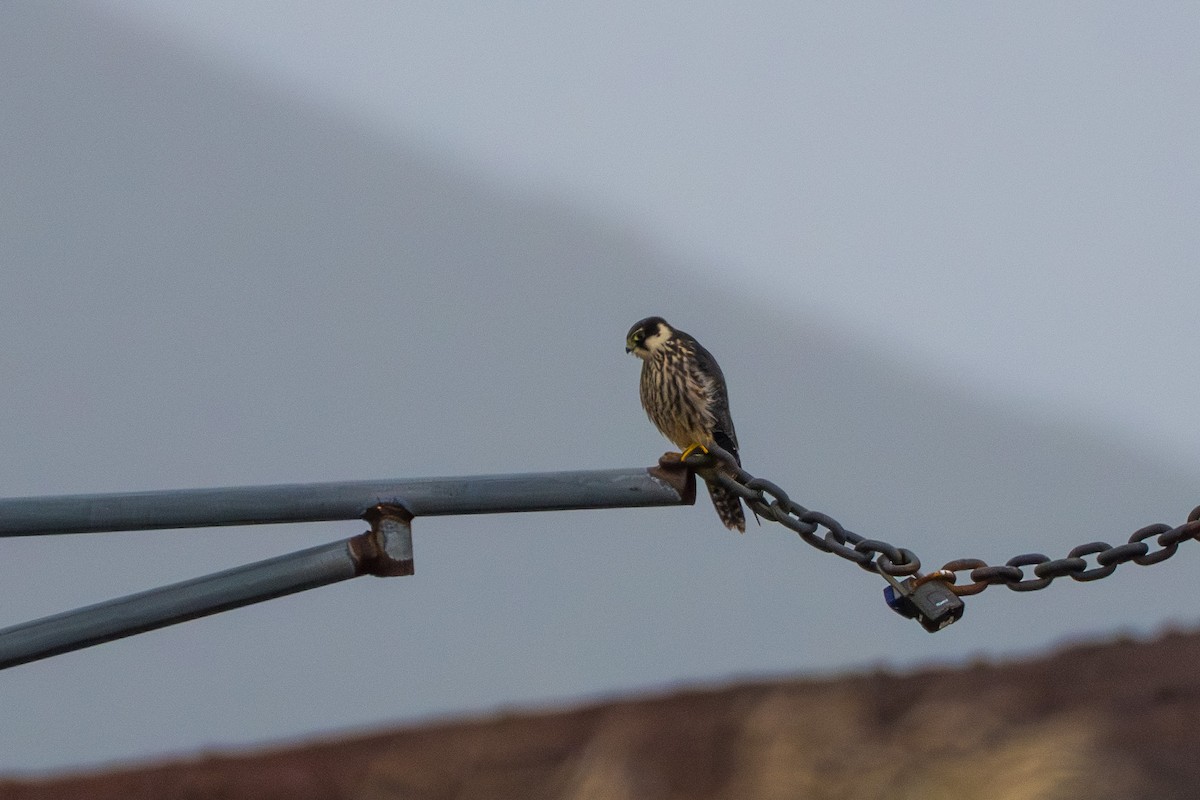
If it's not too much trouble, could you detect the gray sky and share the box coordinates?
[2,1,1198,774]
[102,0,1200,467]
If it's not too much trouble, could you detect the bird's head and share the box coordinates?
[625,316,672,359]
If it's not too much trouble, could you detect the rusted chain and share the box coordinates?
[686,445,1200,597]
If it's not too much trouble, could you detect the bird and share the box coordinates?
[625,316,747,532]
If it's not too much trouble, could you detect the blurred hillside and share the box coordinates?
[5,629,1199,800]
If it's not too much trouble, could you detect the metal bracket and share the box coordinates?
[650,452,698,506]
[353,504,415,577]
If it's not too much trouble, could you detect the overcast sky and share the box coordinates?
[101,0,1200,469]
[2,1,1198,775]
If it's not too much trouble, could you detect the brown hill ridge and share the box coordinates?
[4,629,1200,800]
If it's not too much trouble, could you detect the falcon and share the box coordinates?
[625,316,747,532]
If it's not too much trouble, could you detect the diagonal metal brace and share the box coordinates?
[0,510,419,671]
[0,507,423,670]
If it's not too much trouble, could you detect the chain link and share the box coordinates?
[684,446,919,577]
[684,445,1200,596]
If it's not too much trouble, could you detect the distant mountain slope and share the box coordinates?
[4,629,1199,799]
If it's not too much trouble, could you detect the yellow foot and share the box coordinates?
[680,443,710,460]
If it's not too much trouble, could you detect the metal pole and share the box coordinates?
[0,462,695,670]
[0,507,415,670]
[0,465,693,537]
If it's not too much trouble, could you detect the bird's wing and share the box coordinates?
[690,340,741,466]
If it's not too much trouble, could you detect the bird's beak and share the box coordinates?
[625,346,633,354]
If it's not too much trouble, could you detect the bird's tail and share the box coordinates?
[706,479,746,533]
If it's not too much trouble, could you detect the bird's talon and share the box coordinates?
[680,443,710,460]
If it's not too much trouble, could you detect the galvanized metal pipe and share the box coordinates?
[0,466,693,537]
[0,510,415,670]
[0,540,357,669]
[0,464,693,669]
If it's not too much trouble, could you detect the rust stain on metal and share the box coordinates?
[362,503,413,526]
[352,504,415,577]
[909,569,957,591]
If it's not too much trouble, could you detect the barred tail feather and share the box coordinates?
[706,480,746,533]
